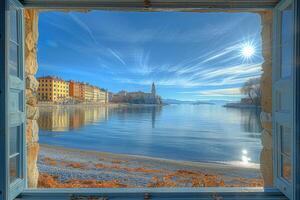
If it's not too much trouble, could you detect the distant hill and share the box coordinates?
[163,99,215,105]
[223,102,261,109]
[162,99,194,104]
[193,101,215,105]
[205,100,232,105]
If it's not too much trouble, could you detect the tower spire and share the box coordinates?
[151,82,156,97]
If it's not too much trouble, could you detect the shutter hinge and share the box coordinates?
[144,0,151,8]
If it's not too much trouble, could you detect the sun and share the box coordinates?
[240,42,256,59]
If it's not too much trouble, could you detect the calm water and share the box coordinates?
[38,104,262,164]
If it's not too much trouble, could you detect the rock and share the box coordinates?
[26,119,32,143]
[261,122,272,134]
[260,111,272,123]
[260,111,272,132]
[27,143,39,188]
[260,75,272,113]
[26,96,38,107]
[25,51,38,75]
[25,31,36,52]
[26,89,33,98]
[260,148,273,187]
[26,75,39,92]
[261,129,272,150]
[259,11,273,188]
[26,104,39,120]
[26,119,39,145]
[25,10,39,43]
[25,8,40,189]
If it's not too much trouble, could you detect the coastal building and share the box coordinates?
[92,86,98,101]
[83,84,94,102]
[37,76,69,102]
[151,82,156,97]
[38,76,108,103]
[69,81,85,101]
[111,82,162,104]
[93,87,108,103]
[108,92,114,102]
[83,85,108,103]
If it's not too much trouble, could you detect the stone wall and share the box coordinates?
[24,9,274,188]
[259,10,273,187]
[25,9,40,188]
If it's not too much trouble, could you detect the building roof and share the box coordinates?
[38,76,68,82]
[38,76,107,92]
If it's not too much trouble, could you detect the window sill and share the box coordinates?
[20,187,287,200]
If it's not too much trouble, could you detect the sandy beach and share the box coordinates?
[38,144,264,188]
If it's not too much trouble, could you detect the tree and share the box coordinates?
[241,77,261,106]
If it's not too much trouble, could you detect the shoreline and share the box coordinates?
[223,103,261,109]
[38,102,164,108]
[40,144,260,170]
[37,144,263,188]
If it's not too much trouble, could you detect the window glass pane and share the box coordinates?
[280,4,294,78]
[9,155,20,184]
[10,126,20,156]
[280,125,291,156]
[10,90,23,113]
[9,41,18,77]
[281,155,291,182]
[277,92,290,112]
[9,9,18,42]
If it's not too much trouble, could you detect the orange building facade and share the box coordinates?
[69,81,85,101]
[38,77,108,103]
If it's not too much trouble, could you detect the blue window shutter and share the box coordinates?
[273,0,296,199]
[0,0,26,200]
[0,1,6,199]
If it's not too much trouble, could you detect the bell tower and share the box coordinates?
[151,82,156,97]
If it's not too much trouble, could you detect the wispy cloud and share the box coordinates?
[45,40,58,48]
[155,38,261,78]
[116,69,261,88]
[181,87,243,96]
[38,63,98,78]
[38,11,263,101]
[197,63,262,80]
[69,13,99,45]
[107,48,126,65]
[87,12,257,44]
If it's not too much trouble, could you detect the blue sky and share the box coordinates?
[37,11,263,101]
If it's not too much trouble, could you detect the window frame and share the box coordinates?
[1,0,300,199]
[19,188,287,200]
[19,0,280,9]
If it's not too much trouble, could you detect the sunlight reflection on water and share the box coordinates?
[38,104,263,164]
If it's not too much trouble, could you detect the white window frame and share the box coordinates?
[1,0,300,199]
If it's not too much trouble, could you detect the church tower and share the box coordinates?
[151,82,156,97]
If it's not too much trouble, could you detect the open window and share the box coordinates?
[1,0,300,199]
